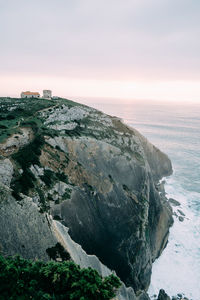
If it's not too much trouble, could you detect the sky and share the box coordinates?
[0,0,200,102]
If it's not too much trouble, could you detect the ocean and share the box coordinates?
[76,98,200,300]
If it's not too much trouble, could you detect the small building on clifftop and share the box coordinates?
[43,90,52,99]
[21,91,40,98]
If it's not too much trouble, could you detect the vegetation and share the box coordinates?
[46,243,71,261]
[36,188,49,213]
[0,97,55,143]
[40,170,69,188]
[122,184,130,192]
[40,170,57,188]
[65,125,83,137]
[0,96,81,143]
[11,169,36,201]
[0,254,121,299]
[12,134,45,169]
[11,134,45,200]
[62,188,72,200]
[56,172,68,183]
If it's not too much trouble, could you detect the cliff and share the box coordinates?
[0,97,173,299]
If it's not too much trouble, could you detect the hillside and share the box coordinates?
[0,97,173,300]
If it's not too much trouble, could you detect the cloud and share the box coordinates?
[0,0,200,81]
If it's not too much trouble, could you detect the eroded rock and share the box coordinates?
[0,158,13,186]
[168,198,181,207]
[157,289,170,300]
[0,97,174,298]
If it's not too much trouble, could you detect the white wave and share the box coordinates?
[148,176,200,300]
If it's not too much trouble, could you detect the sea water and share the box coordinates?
[77,98,200,300]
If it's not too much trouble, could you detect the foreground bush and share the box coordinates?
[0,254,121,299]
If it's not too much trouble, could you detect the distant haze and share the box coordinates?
[0,0,200,102]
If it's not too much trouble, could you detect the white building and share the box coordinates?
[21,91,40,98]
[43,90,52,99]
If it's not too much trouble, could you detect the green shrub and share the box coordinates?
[53,215,62,221]
[56,172,68,183]
[40,170,56,187]
[0,254,121,299]
[46,243,71,261]
[11,134,45,200]
[11,169,36,199]
[12,134,45,169]
[55,145,61,151]
[40,171,69,188]
[36,188,49,213]
[0,124,7,129]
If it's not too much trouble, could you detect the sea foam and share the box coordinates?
[149,176,200,300]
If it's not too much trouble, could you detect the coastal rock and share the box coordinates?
[47,113,173,291]
[177,209,185,216]
[133,131,172,182]
[156,181,166,195]
[51,219,139,300]
[171,294,189,300]
[0,190,56,259]
[178,216,184,222]
[157,289,170,300]
[0,158,13,186]
[0,97,173,298]
[168,198,181,207]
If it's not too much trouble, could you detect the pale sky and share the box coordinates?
[0,0,200,102]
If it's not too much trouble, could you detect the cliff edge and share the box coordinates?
[0,97,173,298]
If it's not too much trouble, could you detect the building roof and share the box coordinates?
[22,91,40,95]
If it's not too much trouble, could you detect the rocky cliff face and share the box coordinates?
[0,97,173,298]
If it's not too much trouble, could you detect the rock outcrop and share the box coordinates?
[52,218,137,300]
[157,289,171,300]
[0,97,173,298]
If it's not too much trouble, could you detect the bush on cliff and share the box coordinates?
[0,254,121,299]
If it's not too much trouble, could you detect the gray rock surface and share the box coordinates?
[0,127,33,155]
[177,209,185,216]
[0,158,13,186]
[0,97,174,299]
[168,198,181,207]
[157,289,171,300]
[51,219,139,300]
[0,190,56,259]
[48,126,173,290]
